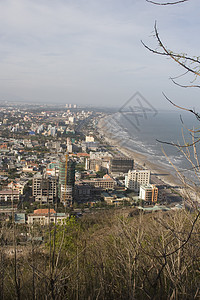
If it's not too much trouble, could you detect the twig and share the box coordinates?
[146,0,189,6]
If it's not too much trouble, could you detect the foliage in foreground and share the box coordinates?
[0,208,200,299]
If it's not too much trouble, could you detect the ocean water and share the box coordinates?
[102,110,200,182]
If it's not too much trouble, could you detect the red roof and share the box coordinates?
[103,174,112,179]
[77,153,90,157]
[34,209,56,215]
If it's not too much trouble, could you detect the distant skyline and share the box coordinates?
[0,0,200,111]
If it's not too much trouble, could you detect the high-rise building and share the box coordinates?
[32,174,58,204]
[139,184,158,203]
[110,157,134,174]
[126,170,150,192]
[58,156,75,205]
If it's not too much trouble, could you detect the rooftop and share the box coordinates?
[34,208,56,215]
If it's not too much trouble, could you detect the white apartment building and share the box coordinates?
[126,170,150,192]
[139,184,158,203]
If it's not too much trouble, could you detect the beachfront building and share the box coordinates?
[139,184,158,203]
[126,170,150,192]
[110,157,134,174]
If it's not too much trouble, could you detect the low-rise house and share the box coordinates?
[0,143,8,149]
[27,209,69,225]
[102,191,130,205]
[7,181,26,195]
[23,166,37,173]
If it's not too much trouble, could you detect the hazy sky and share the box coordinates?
[0,0,200,109]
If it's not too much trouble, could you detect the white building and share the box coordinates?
[28,209,69,225]
[89,151,112,160]
[7,182,26,195]
[69,116,75,123]
[139,184,158,203]
[85,135,94,142]
[126,170,150,192]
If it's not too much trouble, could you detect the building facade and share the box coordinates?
[126,170,150,192]
[110,157,134,174]
[28,209,69,225]
[139,184,158,203]
[0,190,19,204]
[32,174,58,204]
[58,156,75,205]
[83,175,116,190]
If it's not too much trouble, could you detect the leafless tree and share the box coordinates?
[140,1,200,297]
[143,0,200,175]
[146,0,189,5]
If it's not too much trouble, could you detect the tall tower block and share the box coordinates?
[58,155,75,206]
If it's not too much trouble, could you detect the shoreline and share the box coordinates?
[97,116,182,187]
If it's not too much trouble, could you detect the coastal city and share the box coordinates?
[0,0,199,298]
[0,101,184,226]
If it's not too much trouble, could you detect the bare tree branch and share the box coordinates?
[146,0,189,5]
[171,70,189,79]
[179,114,200,135]
[164,211,200,257]
[141,39,200,65]
[162,92,200,121]
[170,77,200,89]
[153,22,200,76]
[156,137,200,148]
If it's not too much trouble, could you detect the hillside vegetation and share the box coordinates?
[0,208,200,299]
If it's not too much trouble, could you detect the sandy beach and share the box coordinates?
[97,116,182,187]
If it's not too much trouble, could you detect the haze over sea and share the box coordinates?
[103,110,200,183]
